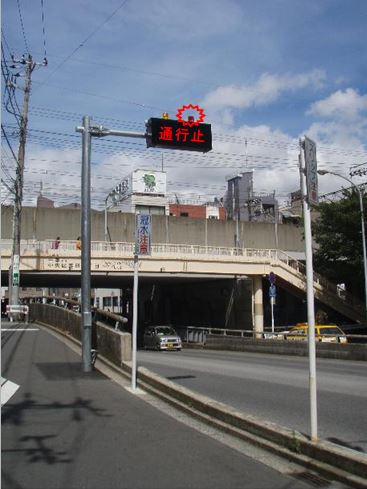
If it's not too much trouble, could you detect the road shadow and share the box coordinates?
[327,437,365,453]
[35,362,105,381]
[166,374,196,380]
[3,434,72,465]
[2,391,111,426]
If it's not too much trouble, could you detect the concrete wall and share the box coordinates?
[29,303,132,363]
[204,335,367,361]
[95,321,132,366]
[1,206,304,252]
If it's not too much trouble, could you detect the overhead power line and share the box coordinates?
[40,0,48,59]
[35,0,129,91]
[25,103,367,159]
[16,0,30,53]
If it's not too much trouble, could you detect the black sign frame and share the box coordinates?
[146,118,212,153]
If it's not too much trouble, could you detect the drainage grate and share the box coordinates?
[291,471,331,487]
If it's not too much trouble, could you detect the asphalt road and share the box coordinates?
[1,323,313,489]
[138,348,367,453]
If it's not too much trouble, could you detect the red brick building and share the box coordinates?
[169,204,226,220]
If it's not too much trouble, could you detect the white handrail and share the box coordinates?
[0,239,363,312]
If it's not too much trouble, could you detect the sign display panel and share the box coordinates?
[146,117,212,153]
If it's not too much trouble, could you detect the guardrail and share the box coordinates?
[183,325,367,344]
[22,296,128,331]
[183,326,255,344]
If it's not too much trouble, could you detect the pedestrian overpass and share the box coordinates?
[1,239,364,325]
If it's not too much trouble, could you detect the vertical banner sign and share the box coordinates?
[12,255,20,287]
[304,136,318,206]
[136,214,152,255]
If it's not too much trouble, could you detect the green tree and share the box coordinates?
[313,189,366,301]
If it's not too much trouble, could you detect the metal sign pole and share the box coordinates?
[76,120,146,374]
[131,252,139,390]
[81,116,92,373]
[299,138,318,443]
[271,297,275,333]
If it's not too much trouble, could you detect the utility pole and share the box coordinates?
[9,54,47,306]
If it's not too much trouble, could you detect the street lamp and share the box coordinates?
[317,169,367,318]
[104,189,120,242]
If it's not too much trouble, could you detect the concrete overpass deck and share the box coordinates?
[1,239,364,324]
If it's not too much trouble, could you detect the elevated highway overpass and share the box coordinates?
[1,239,364,327]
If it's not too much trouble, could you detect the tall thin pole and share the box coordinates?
[76,120,145,374]
[10,56,33,306]
[299,139,318,443]
[131,253,139,390]
[274,191,279,249]
[81,116,92,372]
[104,197,109,242]
[358,190,367,317]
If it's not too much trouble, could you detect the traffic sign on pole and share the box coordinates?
[304,136,318,206]
[268,271,276,285]
[269,284,276,298]
[136,214,152,255]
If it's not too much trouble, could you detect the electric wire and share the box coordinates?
[40,0,47,59]
[1,31,13,57]
[1,47,22,126]
[1,125,19,166]
[34,0,129,91]
[26,104,367,159]
[16,0,30,54]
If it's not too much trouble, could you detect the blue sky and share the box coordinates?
[2,0,367,208]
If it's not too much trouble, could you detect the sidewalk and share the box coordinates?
[1,323,310,489]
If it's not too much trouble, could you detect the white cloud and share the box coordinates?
[305,121,366,149]
[304,89,367,157]
[201,70,326,110]
[307,88,367,120]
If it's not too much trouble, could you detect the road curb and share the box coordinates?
[118,362,367,488]
[34,322,367,488]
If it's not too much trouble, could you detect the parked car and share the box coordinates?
[283,323,348,343]
[143,326,182,351]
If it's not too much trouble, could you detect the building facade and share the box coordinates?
[110,169,169,215]
[225,171,278,223]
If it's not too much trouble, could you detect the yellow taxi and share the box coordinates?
[285,323,348,343]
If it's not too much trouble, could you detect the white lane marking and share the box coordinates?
[1,328,39,331]
[1,377,20,405]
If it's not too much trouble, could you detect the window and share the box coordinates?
[180,212,189,217]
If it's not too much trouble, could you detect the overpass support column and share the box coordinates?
[253,275,264,336]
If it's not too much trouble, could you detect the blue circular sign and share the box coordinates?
[268,272,276,284]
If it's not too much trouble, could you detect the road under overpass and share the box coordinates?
[1,264,322,335]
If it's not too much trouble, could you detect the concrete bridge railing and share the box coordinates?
[26,300,132,364]
[1,239,364,323]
